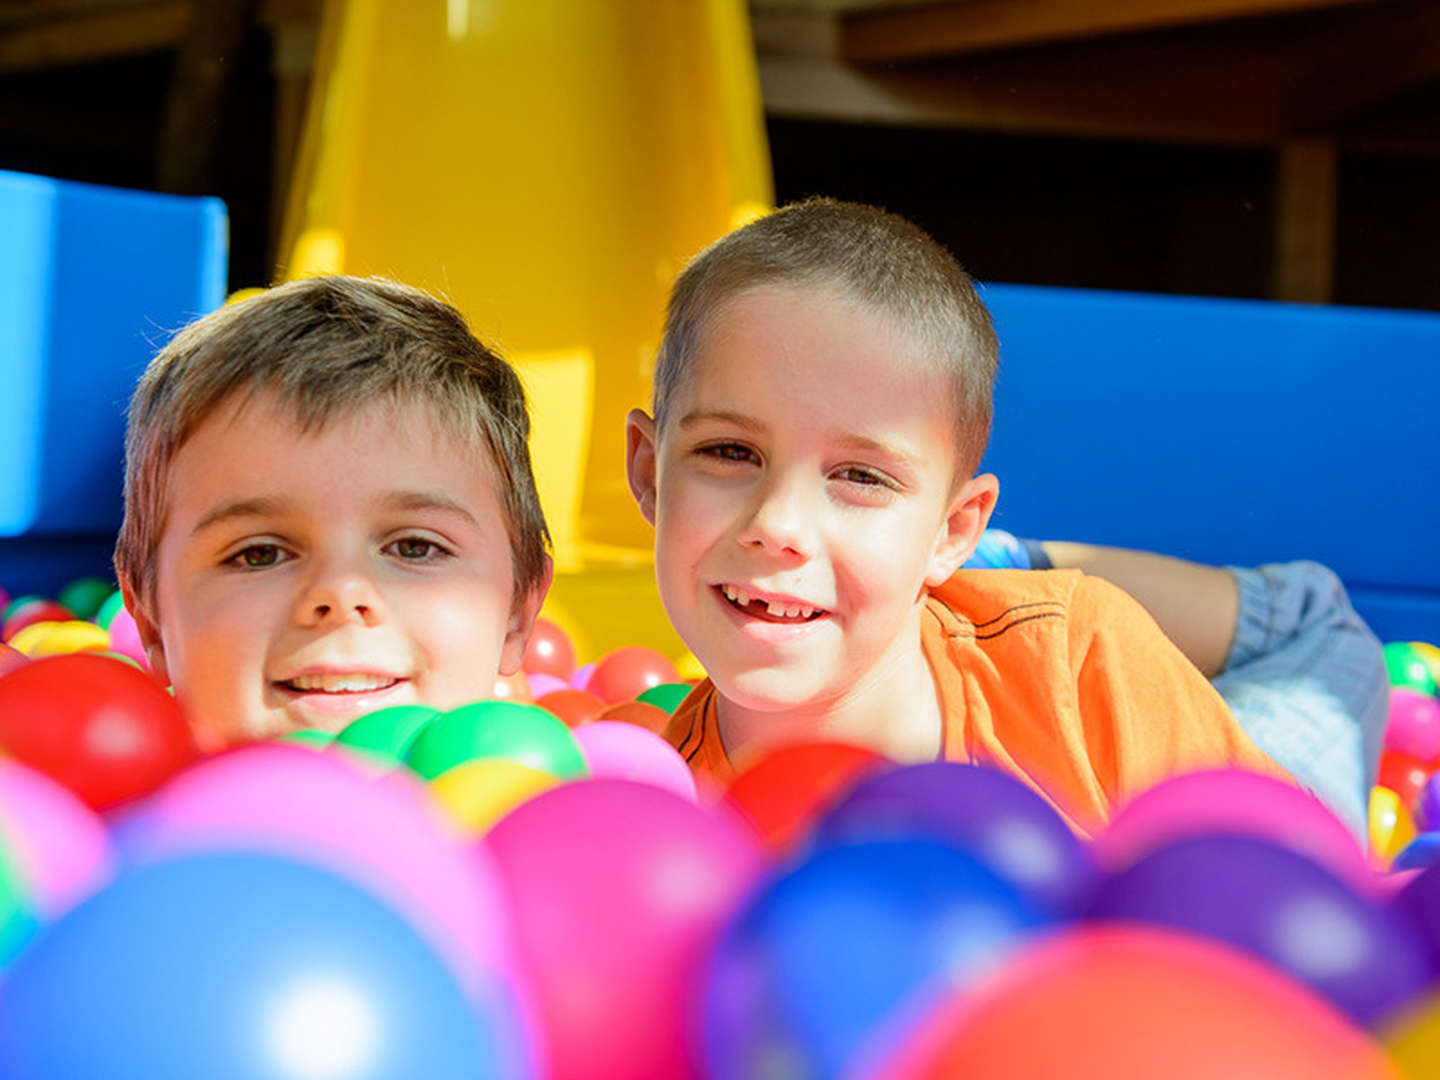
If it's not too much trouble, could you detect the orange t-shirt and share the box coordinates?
[661,568,1293,835]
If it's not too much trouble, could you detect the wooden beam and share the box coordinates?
[842,0,1383,62]
[1272,137,1337,301]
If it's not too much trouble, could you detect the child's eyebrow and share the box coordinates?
[190,495,293,536]
[677,409,764,432]
[374,490,479,525]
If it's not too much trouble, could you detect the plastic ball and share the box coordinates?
[93,589,125,630]
[1089,833,1435,1026]
[1386,642,1439,697]
[525,672,571,699]
[429,758,559,835]
[573,721,698,802]
[0,758,113,919]
[594,699,671,734]
[1371,785,1418,868]
[0,852,528,1079]
[1411,641,1440,686]
[812,761,1098,917]
[635,681,693,714]
[1386,990,1440,1078]
[1379,750,1433,813]
[491,670,534,702]
[521,617,577,680]
[404,700,588,782]
[535,688,607,727]
[700,838,1048,1080]
[0,642,27,677]
[487,779,768,1080]
[277,728,335,749]
[0,851,34,972]
[571,661,596,691]
[105,605,149,668]
[1094,768,1374,891]
[1393,832,1440,873]
[56,577,114,622]
[1418,772,1440,833]
[0,653,197,810]
[1385,689,1440,763]
[113,743,518,1005]
[2,600,74,643]
[586,646,680,704]
[877,925,1403,1080]
[13,619,111,657]
[335,704,439,765]
[724,741,894,854]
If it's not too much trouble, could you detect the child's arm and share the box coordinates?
[1040,541,1239,678]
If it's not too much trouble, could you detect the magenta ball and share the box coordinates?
[525,672,571,699]
[1094,768,1375,892]
[486,779,769,1080]
[571,662,597,691]
[0,758,113,917]
[114,745,523,1009]
[105,607,148,669]
[572,721,698,803]
[1385,689,1440,764]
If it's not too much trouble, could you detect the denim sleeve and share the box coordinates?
[1212,561,1389,840]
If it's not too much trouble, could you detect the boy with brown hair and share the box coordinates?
[625,198,1304,834]
[114,275,552,746]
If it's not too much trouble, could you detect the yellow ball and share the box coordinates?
[28,620,112,657]
[1369,785,1416,869]
[6,620,67,655]
[429,758,559,835]
[1384,991,1440,1076]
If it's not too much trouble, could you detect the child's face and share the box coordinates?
[628,284,995,714]
[132,391,548,744]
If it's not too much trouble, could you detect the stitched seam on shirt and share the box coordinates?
[967,601,1065,629]
[676,712,702,757]
[949,611,1066,640]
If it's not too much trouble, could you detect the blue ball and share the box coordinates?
[1394,831,1440,873]
[700,838,1049,1079]
[0,851,525,1079]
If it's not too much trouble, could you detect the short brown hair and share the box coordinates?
[653,198,998,475]
[115,275,549,614]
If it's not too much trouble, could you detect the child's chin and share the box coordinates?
[720,670,828,714]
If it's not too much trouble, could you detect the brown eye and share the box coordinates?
[393,538,435,559]
[239,545,281,568]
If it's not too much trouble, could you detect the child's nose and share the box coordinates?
[737,473,817,558]
[293,561,385,628]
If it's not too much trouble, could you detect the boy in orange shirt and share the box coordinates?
[625,198,1296,834]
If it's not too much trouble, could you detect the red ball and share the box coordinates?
[587,646,680,705]
[535,688,607,728]
[0,653,199,809]
[725,741,892,854]
[2,599,75,642]
[0,641,27,677]
[1379,749,1433,812]
[521,617,577,680]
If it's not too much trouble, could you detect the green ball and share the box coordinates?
[94,589,127,630]
[57,577,114,622]
[277,728,336,749]
[1385,642,1438,697]
[635,681,693,715]
[335,704,440,765]
[404,700,588,781]
[1,595,43,623]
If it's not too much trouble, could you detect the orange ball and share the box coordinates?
[594,700,671,735]
[587,646,680,704]
[536,688,608,728]
[489,670,534,703]
[521,617,577,680]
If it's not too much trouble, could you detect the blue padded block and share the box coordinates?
[0,170,227,538]
[979,283,1440,644]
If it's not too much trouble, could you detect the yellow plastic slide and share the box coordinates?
[279,0,772,664]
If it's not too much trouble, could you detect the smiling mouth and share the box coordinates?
[717,584,827,624]
[277,673,403,694]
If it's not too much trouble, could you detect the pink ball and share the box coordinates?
[0,757,113,917]
[486,779,769,1080]
[1095,768,1375,892]
[115,745,521,1005]
[525,672,571,699]
[571,661,596,691]
[106,606,148,669]
[573,721,698,803]
[1385,688,1440,764]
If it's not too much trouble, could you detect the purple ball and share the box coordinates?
[810,761,1098,917]
[1417,772,1440,833]
[1394,862,1440,966]
[1089,833,1435,1027]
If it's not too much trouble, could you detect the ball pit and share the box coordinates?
[0,591,1437,1077]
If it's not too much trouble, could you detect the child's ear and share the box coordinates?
[625,408,659,526]
[119,580,171,686]
[498,554,555,676]
[925,472,999,587]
